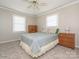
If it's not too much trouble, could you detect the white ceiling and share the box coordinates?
[0,0,78,15]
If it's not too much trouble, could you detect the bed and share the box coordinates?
[20,32,59,57]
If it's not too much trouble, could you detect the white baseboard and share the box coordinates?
[0,39,20,44]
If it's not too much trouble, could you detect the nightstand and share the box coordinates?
[58,33,75,48]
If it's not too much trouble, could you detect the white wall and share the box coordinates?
[36,3,79,48]
[0,8,36,43]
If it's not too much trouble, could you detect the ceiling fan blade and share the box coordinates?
[39,3,47,6]
[24,0,33,1]
[23,0,33,3]
[23,0,29,2]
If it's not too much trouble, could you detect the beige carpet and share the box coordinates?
[0,41,79,59]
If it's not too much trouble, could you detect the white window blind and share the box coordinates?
[46,14,58,27]
[13,15,26,32]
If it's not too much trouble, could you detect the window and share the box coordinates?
[46,14,58,27]
[13,15,26,32]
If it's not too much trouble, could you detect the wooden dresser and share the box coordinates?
[58,33,75,48]
[28,25,37,33]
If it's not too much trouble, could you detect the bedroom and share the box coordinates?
[0,0,79,59]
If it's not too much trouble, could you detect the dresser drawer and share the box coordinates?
[59,34,74,39]
[59,38,74,43]
[59,40,74,48]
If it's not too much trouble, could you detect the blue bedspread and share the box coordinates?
[21,32,58,54]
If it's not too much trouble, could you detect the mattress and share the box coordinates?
[20,32,58,54]
[20,39,58,57]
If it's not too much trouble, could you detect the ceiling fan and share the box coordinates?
[24,0,47,9]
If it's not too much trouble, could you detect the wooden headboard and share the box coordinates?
[28,25,37,33]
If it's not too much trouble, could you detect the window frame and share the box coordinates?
[46,14,58,27]
[12,15,26,32]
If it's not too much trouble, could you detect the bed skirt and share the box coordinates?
[20,39,58,57]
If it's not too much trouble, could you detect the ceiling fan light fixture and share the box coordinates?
[25,0,47,10]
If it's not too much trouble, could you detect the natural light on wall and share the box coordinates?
[13,15,26,32]
[46,14,58,27]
